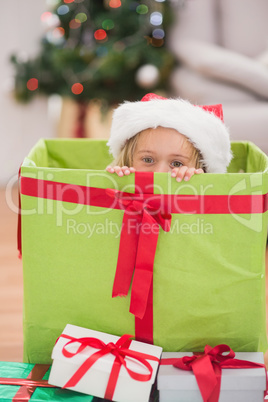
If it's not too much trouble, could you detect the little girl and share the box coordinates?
[106,93,232,180]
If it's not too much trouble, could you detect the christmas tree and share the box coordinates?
[11,0,175,107]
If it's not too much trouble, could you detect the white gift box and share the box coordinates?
[158,352,267,402]
[48,324,162,402]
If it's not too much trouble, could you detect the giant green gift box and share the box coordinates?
[20,139,268,363]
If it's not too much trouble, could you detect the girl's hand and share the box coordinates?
[106,165,136,177]
[171,167,204,182]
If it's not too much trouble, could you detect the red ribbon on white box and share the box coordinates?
[59,333,160,400]
[161,344,268,402]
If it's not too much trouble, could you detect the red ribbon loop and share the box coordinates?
[167,344,267,402]
[61,334,159,400]
[174,344,235,372]
[204,344,235,363]
[108,188,172,320]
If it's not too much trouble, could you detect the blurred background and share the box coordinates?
[1,0,268,186]
[1,0,268,361]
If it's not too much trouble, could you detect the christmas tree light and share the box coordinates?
[11,0,175,105]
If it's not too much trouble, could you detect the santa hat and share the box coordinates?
[107,93,232,173]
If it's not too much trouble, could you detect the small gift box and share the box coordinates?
[158,346,267,402]
[48,324,162,402]
[0,361,93,401]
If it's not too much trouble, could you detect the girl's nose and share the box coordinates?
[157,162,170,173]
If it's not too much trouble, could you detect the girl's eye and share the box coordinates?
[171,161,183,168]
[142,157,154,164]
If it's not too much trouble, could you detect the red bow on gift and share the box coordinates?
[161,344,267,402]
[106,187,172,321]
[60,333,160,400]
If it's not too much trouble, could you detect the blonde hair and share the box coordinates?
[111,132,205,171]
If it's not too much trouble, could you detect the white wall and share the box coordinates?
[0,1,56,187]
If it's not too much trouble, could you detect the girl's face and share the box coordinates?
[132,127,197,172]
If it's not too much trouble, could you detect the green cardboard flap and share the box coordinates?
[228,141,268,174]
[24,139,268,173]
[25,138,113,170]
[21,139,268,197]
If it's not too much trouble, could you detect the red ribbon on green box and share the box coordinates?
[0,364,55,401]
[106,186,172,320]
[18,172,268,346]
[160,344,268,402]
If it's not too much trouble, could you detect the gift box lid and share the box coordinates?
[52,324,162,384]
[158,352,267,391]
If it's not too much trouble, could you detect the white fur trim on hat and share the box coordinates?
[107,95,232,173]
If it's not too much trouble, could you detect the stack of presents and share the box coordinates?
[2,137,268,401]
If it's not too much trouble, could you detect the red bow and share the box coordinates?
[106,188,172,320]
[61,333,159,400]
[161,344,267,402]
